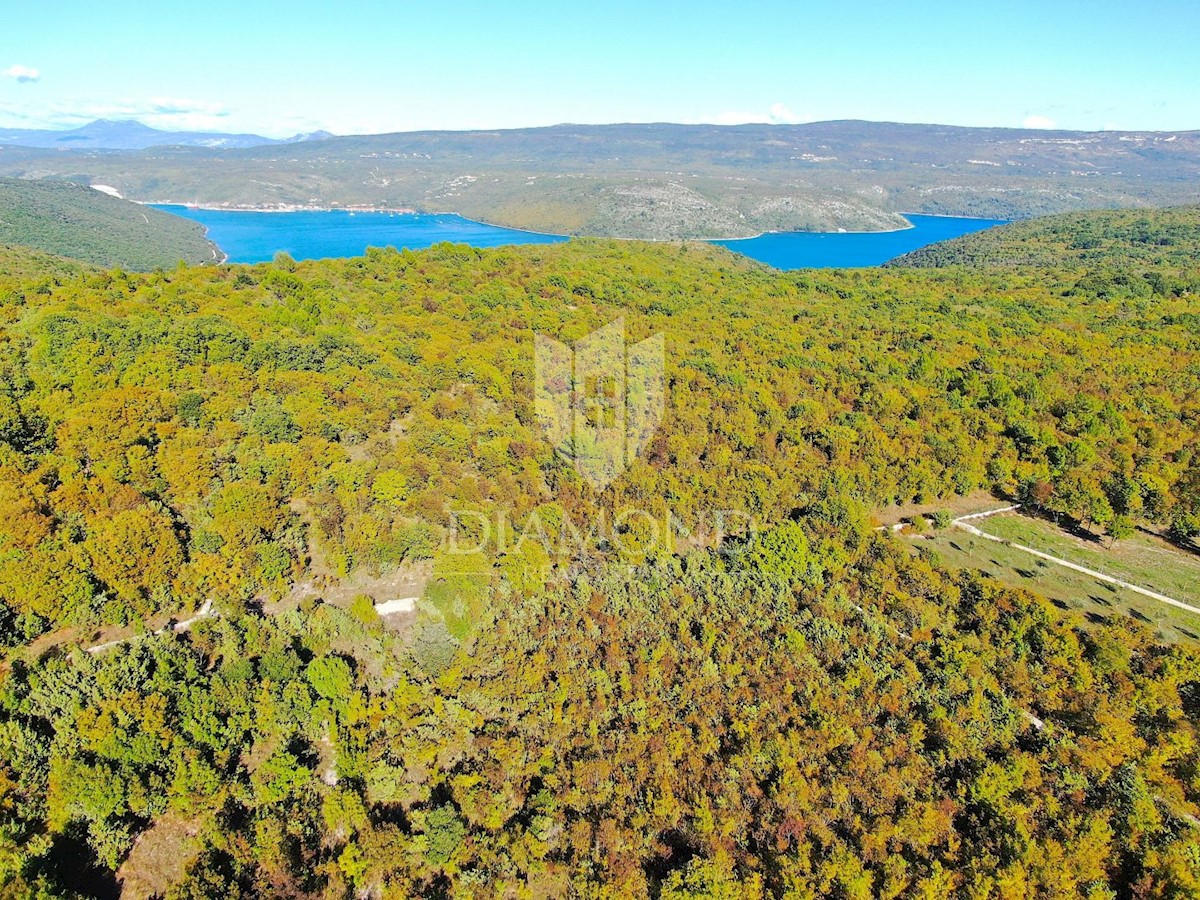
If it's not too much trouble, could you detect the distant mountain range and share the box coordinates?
[0,119,334,150]
[0,120,1197,238]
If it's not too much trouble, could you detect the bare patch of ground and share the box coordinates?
[267,560,431,621]
[872,489,1005,527]
[117,814,204,899]
[267,491,430,625]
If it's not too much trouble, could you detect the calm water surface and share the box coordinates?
[152,206,566,264]
[713,214,1005,268]
[156,206,1004,268]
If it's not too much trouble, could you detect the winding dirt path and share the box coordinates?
[951,508,1200,618]
[85,600,215,654]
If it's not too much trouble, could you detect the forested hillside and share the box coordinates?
[0,178,219,270]
[890,205,1200,274]
[0,232,1199,895]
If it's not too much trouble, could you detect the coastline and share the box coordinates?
[447,213,916,243]
[146,199,1005,246]
[714,213,1004,242]
[439,212,572,239]
[396,209,1002,241]
[147,202,571,239]
[142,200,420,215]
[714,218,915,242]
[193,220,228,265]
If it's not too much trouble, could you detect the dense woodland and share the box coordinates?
[0,212,1198,896]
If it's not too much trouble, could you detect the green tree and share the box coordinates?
[1107,515,1135,548]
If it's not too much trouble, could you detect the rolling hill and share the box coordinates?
[0,177,220,269]
[1,120,1197,238]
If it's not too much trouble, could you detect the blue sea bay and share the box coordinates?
[155,206,1003,269]
[713,214,1006,268]
[151,206,566,264]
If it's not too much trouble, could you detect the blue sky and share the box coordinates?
[1,0,1196,136]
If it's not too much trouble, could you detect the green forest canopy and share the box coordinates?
[890,204,1200,274]
[0,213,1198,896]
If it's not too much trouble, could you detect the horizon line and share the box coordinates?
[2,116,1198,142]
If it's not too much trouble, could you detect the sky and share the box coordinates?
[1,0,1196,137]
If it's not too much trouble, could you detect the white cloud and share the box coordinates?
[694,103,811,126]
[2,65,40,83]
[1022,114,1057,130]
[767,103,804,124]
